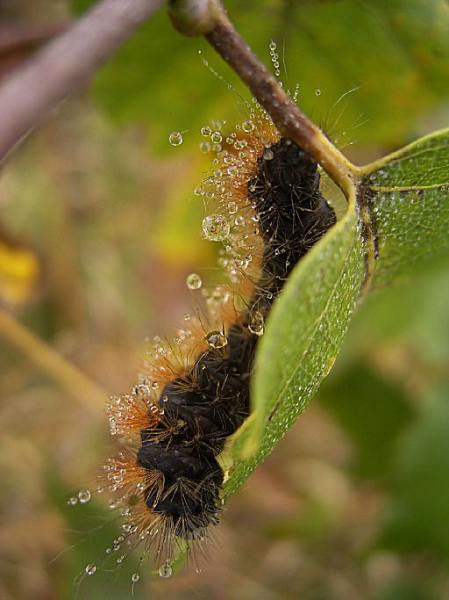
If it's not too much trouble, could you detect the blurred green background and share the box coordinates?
[0,0,448,598]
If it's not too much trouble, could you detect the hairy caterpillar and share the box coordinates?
[86,114,336,579]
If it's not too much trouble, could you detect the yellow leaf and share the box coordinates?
[0,238,40,307]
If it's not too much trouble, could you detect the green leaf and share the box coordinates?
[222,127,449,501]
[221,190,366,497]
[361,128,449,286]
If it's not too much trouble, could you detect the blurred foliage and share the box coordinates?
[73,0,449,151]
[0,231,41,306]
[381,384,449,557]
[319,363,415,481]
[0,0,448,599]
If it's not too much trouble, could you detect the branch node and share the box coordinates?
[169,0,222,36]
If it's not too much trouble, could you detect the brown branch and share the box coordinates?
[0,22,71,82]
[205,10,355,195]
[169,0,356,195]
[0,22,70,57]
[0,0,165,164]
[0,307,107,416]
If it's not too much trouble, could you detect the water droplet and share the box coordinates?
[169,131,183,146]
[200,141,211,153]
[201,126,211,137]
[226,201,238,215]
[211,131,222,144]
[248,310,265,336]
[186,273,202,290]
[242,120,255,133]
[158,562,173,578]
[78,490,91,504]
[131,573,140,583]
[263,147,274,161]
[132,384,149,398]
[85,563,97,576]
[315,88,321,96]
[205,331,228,349]
[202,214,230,241]
[67,496,78,506]
[293,82,300,102]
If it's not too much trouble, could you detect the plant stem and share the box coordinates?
[205,9,356,196]
[0,22,69,58]
[0,0,165,163]
[0,307,107,415]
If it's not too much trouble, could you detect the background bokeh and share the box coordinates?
[0,1,448,598]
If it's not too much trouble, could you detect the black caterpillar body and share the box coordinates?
[136,137,336,535]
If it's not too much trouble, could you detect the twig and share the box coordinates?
[170,0,356,196]
[0,0,165,163]
[0,22,69,56]
[0,307,107,415]
[207,12,356,195]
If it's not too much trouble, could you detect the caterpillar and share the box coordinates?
[100,115,336,576]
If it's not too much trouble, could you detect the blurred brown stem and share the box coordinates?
[0,22,70,57]
[0,307,107,415]
[0,0,165,163]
